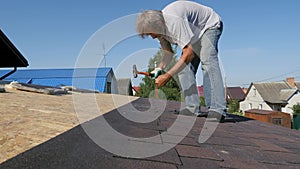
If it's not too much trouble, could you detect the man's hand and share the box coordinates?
[150,68,162,79]
[155,72,172,86]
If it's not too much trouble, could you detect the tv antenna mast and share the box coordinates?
[102,43,107,67]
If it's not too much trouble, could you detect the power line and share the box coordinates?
[228,71,300,88]
[255,69,300,82]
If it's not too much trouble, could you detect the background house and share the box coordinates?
[282,78,300,114]
[117,78,133,96]
[240,77,300,116]
[197,86,204,97]
[197,85,246,101]
[226,87,246,101]
[132,86,140,96]
[0,68,118,93]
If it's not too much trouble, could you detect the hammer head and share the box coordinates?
[133,64,138,78]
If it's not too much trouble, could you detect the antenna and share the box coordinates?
[102,43,107,67]
[224,76,227,100]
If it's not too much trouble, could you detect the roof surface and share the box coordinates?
[226,87,246,100]
[0,68,112,92]
[253,82,293,103]
[0,29,28,68]
[295,82,300,90]
[197,86,204,97]
[199,86,246,100]
[1,91,300,169]
[0,86,138,164]
[245,109,288,115]
[279,89,298,101]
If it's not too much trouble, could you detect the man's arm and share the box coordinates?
[157,36,174,69]
[156,44,194,86]
[168,44,194,76]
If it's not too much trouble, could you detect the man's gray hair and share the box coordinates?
[136,10,166,38]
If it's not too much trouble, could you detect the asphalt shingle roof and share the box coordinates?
[226,87,246,100]
[1,97,300,169]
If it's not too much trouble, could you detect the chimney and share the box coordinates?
[286,77,295,88]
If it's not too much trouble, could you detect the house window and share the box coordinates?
[253,88,256,96]
[249,103,252,109]
[272,118,282,125]
[259,104,263,109]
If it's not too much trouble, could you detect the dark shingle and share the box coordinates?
[1,98,300,168]
[226,87,246,100]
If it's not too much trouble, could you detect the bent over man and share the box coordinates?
[136,1,226,122]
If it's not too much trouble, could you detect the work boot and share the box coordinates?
[207,110,226,123]
[174,106,197,116]
[196,111,208,117]
[195,106,208,117]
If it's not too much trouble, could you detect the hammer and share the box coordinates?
[132,64,152,78]
[132,64,158,98]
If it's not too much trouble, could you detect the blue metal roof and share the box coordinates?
[1,68,111,79]
[0,68,112,92]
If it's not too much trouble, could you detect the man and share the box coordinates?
[136,1,226,122]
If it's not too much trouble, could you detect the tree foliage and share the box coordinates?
[227,99,240,114]
[291,103,300,115]
[136,47,182,101]
[199,96,206,107]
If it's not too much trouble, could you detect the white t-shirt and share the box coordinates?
[162,1,221,49]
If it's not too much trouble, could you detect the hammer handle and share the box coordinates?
[137,71,151,76]
[155,83,159,99]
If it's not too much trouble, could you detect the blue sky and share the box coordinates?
[1,0,300,87]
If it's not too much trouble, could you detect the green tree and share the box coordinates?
[136,47,181,101]
[227,99,240,114]
[199,96,206,107]
[291,103,300,130]
[291,103,300,115]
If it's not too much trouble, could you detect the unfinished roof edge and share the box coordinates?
[0,29,28,68]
